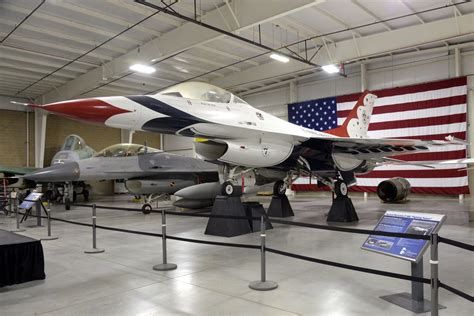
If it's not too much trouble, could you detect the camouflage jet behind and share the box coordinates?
[25,143,282,211]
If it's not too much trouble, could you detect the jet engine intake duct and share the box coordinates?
[377,177,411,203]
[194,140,293,168]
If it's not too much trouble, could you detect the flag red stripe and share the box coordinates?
[337,95,466,118]
[394,132,466,141]
[365,113,466,131]
[291,184,470,195]
[358,169,467,179]
[385,150,466,161]
[336,77,467,103]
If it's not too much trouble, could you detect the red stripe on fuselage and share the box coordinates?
[43,99,130,123]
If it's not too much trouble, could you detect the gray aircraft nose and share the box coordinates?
[24,162,80,182]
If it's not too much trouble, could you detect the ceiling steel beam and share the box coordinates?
[312,7,363,37]
[39,0,321,103]
[0,0,45,43]
[210,13,474,89]
[135,0,322,67]
[351,0,392,31]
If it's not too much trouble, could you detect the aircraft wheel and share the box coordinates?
[220,181,243,197]
[273,180,287,197]
[334,180,348,198]
[142,203,152,214]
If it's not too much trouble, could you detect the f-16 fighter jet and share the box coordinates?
[29,82,473,201]
[24,143,283,211]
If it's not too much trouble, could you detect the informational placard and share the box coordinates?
[361,211,445,262]
[19,192,43,210]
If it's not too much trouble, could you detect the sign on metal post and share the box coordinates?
[362,211,446,313]
[361,211,445,262]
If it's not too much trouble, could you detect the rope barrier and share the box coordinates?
[438,280,474,302]
[438,236,474,252]
[269,218,430,240]
[6,202,473,303]
[266,247,430,284]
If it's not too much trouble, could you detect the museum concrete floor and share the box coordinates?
[1,193,473,315]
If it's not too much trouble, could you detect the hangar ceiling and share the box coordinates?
[0,0,473,103]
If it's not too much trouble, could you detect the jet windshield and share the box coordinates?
[94,144,161,158]
[158,81,248,104]
[61,134,86,151]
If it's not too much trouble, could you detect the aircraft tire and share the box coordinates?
[220,181,242,197]
[142,203,152,214]
[334,180,348,198]
[273,180,287,197]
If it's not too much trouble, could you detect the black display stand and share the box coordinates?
[0,229,46,287]
[204,196,252,237]
[266,195,294,218]
[327,195,359,222]
[243,202,273,232]
[380,258,445,313]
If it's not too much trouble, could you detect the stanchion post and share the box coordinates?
[84,204,104,254]
[249,215,278,291]
[41,201,58,241]
[153,209,177,271]
[430,233,439,316]
[11,194,25,232]
[35,200,43,227]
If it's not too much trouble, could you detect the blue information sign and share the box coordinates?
[361,211,445,262]
[19,192,43,210]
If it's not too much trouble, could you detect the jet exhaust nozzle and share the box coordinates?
[377,177,411,203]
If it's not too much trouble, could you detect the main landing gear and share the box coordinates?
[327,179,358,222]
[267,180,294,218]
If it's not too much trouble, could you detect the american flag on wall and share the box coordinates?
[288,77,469,195]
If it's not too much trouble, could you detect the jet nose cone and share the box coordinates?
[42,98,130,123]
[24,162,80,182]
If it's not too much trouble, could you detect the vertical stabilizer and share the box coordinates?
[326,91,377,138]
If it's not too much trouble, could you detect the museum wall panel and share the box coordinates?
[133,131,161,150]
[0,110,35,167]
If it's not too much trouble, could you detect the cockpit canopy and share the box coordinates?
[158,81,248,104]
[61,134,86,151]
[94,144,161,158]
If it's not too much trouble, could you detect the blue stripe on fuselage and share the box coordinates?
[127,95,206,134]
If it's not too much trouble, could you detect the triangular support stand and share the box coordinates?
[327,195,359,222]
[266,195,294,218]
[205,196,252,237]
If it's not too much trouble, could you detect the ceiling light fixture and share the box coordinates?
[322,64,340,74]
[130,64,156,74]
[269,53,290,63]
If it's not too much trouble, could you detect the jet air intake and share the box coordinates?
[377,177,411,203]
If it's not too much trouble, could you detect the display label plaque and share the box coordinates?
[361,211,445,262]
[19,192,43,210]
